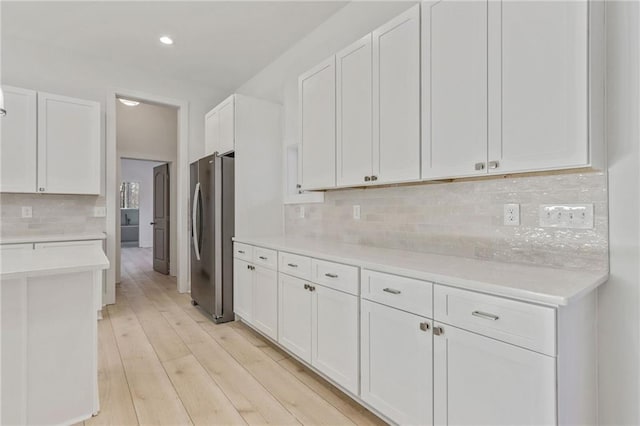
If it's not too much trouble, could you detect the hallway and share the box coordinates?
[84,247,382,425]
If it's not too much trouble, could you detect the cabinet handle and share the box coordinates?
[238,250,245,254]
[472,310,500,321]
[324,273,338,279]
[259,256,268,260]
[39,187,45,192]
[433,326,444,336]
[309,285,316,292]
[488,160,499,169]
[304,283,310,290]
[474,162,485,171]
[364,176,371,182]
[371,175,378,181]
[419,322,430,332]
[287,263,298,268]
[247,265,251,270]
[382,288,401,295]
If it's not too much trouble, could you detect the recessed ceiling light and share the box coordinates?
[159,36,174,45]
[118,98,140,107]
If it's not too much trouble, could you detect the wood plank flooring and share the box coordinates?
[85,247,385,426]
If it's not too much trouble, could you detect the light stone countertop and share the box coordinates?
[233,235,609,307]
[0,232,107,245]
[0,245,109,279]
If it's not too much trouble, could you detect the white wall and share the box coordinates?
[599,2,640,424]
[121,159,165,248]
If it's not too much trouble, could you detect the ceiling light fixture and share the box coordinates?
[159,36,174,45]
[118,98,140,107]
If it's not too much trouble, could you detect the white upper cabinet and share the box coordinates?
[205,94,235,156]
[299,56,336,190]
[217,95,235,155]
[489,1,591,173]
[336,34,373,187]
[373,5,421,184]
[1,86,37,193]
[422,0,601,179]
[204,108,220,156]
[422,1,488,179]
[37,92,101,195]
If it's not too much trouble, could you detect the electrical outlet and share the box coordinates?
[297,206,305,219]
[93,206,106,217]
[503,204,520,226]
[353,205,361,220]
[21,206,32,218]
[539,204,594,229]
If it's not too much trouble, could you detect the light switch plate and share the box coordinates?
[539,204,594,229]
[21,206,32,218]
[353,205,361,220]
[503,204,520,226]
[94,206,106,217]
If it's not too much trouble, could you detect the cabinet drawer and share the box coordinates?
[311,259,358,296]
[362,270,432,318]
[279,252,312,280]
[233,243,253,262]
[434,285,556,355]
[253,246,278,270]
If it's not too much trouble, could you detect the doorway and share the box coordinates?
[120,158,171,274]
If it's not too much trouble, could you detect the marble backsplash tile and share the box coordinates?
[285,172,608,272]
[0,193,106,237]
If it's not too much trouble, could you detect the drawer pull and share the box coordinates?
[324,273,338,278]
[472,310,500,321]
[383,288,401,295]
[433,326,444,336]
[238,250,245,254]
[259,256,268,260]
[419,322,430,332]
[304,283,310,290]
[287,263,298,268]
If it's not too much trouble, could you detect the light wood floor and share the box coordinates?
[82,247,385,426]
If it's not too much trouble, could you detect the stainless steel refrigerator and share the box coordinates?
[190,153,234,323]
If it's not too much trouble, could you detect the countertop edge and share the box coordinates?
[0,232,107,244]
[233,236,609,307]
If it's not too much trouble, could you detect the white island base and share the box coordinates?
[1,245,109,425]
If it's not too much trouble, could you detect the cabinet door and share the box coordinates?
[422,1,488,179]
[489,1,589,173]
[218,95,235,154]
[37,92,101,195]
[252,265,278,340]
[372,5,420,184]
[204,108,219,156]
[278,273,312,363]
[311,285,358,394]
[361,299,433,425]
[233,259,253,322]
[336,34,373,187]
[433,323,556,426]
[1,86,37,193]
[299,56,336,190]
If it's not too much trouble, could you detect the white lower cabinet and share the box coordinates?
[252,265,278,340]
[433,323,556,426]
[361,299,433,425]
[233,258,253,322]
[278,273,359,394]
[278,273,312,362]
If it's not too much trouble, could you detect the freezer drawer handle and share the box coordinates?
[472,310,500,321]
[325,273,338,278]
[287,263,298,268]
[383,288,401,295]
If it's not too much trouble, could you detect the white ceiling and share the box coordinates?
[1,1,347,93]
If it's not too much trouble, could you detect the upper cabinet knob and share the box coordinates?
[364,176,371,182]
[488,160,500,169]
[474,162,485,171]
[371,175,378,181]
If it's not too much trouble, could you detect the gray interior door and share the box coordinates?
[152,163,170,275]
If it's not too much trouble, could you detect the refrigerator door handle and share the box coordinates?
[192,182,201,261]
[214,156,223,318]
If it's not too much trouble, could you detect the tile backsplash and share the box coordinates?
[0,193,106,238]
[285,172,608,272]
